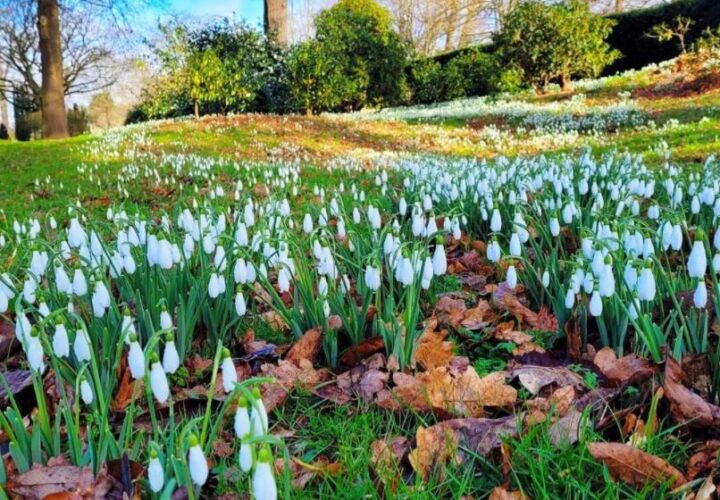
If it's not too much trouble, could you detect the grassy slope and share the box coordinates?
[1,78,718,498]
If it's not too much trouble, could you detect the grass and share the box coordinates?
[1,70,718,498]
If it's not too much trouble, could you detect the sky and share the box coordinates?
[156,0,265,28]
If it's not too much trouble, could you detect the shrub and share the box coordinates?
[286,40,344,115]
[67,104,90,136]
[314,0,409,110]
[0,123,8,140]
[495,0,617,92]
[407,58,445,104]
[445,48,499,98]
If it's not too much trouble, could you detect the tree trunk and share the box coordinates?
[37,0,68,139]
[194,100,199,119]
[0,63,11,138]
[264,0,289,45]
[561,72,572,93]
[614,0,624,13]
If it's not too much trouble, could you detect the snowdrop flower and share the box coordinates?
[160,305,173,330]
[637,263,656,301]
[53,318,69,358]
[302,213,313,234]
[688,230,707,278]
[509,233,521,257]
[27,329,45,373]
[506,264,517,289]
[542,270,550,288]
[627,295,641,321]
[74,327,92,362]
[234,287,247,317]
[421,257,433,290]
[252,447,277,500]
[487,238,501,263]
[277,267,291,293]
[250,387,269,437]
[72,267,87,296]
[128,335,145,379]
[490,209,502,232]
[565,287,576,309]
[623,262,638,289]
[432,239,446,276]
[589,290,603,317]
[364,264,381,291]
[598,259,615,297]
[208,269,224,298]
[693,280,708,308]
[148,447,164,493]
[150,353,170,403]
[158,332,180,374]
[188,434,209,486]
[549,217,560,237]
[221,348,237,393]
[80,378,93,405]
[234,395,251,438]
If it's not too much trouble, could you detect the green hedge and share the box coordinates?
[605,0,720,74]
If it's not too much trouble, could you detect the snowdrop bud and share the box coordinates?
[235,396,251,438]
[542,270,550,288]
[239,440,253,473]
[160,306,173,330]
[72,268,87,296]
[222,348,237,393]
[302,214,313,234]
[623,262,637,288]
[27,329,45,373]
[487,239,501,263]
[235,287,246,317]
[148,448,164,493]
[74,328,91,362]
[565,287,575,309]
[714,253,720,273]
[694,280,708,308]
[432,239,446,276]
[188,434,209,486]
[163,333,180,374]
[128,335,145,379]
[364,265,380,291]
[277,267,290,293]
[589,290,603,317]
[490,209,502,232]
[688,231,707,278]
[80,378,93,405]
[250,387,269,437]
[509,233,521,257]
[252,448,277,500]
[506,264,517,289]
[637,264,656,301]
[150,354,170,403]
[53,319,70,358]
[670,224,683,251]
[549,218,560,237]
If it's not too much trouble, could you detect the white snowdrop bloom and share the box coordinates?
[627,296,641,321]
[221,349,237,393]
[398,198,407,216]
[691,196,701,214]
[322,299,331,317]
[128,337,145,379]
[148,451,164,493]
[252,448,277,500]
[250,388,269,437]
[38,301,50,317]
[509,233,521,257]
[637,265,656,301]
[398,256,414,286]
[67,218,86,248]
[421,257,433,290]
[188,435,209,486]
[162,334,180,374]
[150,357,170,403]
[693,280,708,308]
[714,253,720,273]
[72,268,87,296]
[202,234,216,255]
[80,379,94,405]
[688,234,707,278]
[30,250,48,277]
[506,264,517,289]
[27,330,45,373]
[549,218,560,237]
[14,311,30,344]
[158,239,173,269]
[234,258,248,284]
[432,242,446,276]
[302,213,314,234]
[234,396,251,438]
[239,440,253,473]
[582,272,594,294]
[23,277,37,304]
[670,224,683,251]
[589,290,603,317]
[244,203,255,227]
[487,239,501,263]
[123,253,136,274]
[160,308,173,331]
[599,263,615,298]
[490,209,502,232]
[647,205,659,219]
[642,238,655,259]
[234,288,247,317]
[565,287,576,309]
[54,264,72,294]
[581,238,594,259]
[591,251,605,277]
[235,223,249,246]
[277,267,291,293]
[318,276,328,297]
[352,207,361,224]
[53,320,70,358]
[208,272,222,299]
[513,213,529,243]
[623,262,638,288]
[74,328,92,362]
[364,265,381,291]
[542,270,550,288]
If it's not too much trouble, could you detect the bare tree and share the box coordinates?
[0,62,10,137]
[264,0,289,44]
[37,0,68,138]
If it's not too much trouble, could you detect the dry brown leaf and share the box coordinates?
[565,320,581,360]
[409,416,519,480]
[548,386,576,416]
[493,322,544,355]
[8,463,99,499]
[664,355,720,428]
[275,456,343,489]
[285,327,323,365]
[339,336,385,366]
[548,409,583,447]
[593,348,656,387]
[489,486,529,500]
[509,366,584,395]
[460,300,493,330]
[587,442,686,489]
[434,296,467,329]
[112,353,143,412]
[413,321,455,370]
[370,437,411,493]
[260,359,329,412]
[686,441,720,480]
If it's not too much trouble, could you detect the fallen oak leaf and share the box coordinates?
[489,486,529,500]
[370,437,411,494]
[587,442,686,489]
[409,416,520,481]
[593,347,656,387]
[508,365,584,396]
[664,355,720,429]
[460,300,494,330]
[285,327,323,365]
[339,336,385,366]
[413,320,455,370]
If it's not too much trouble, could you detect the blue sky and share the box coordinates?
[159,0,265,27]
